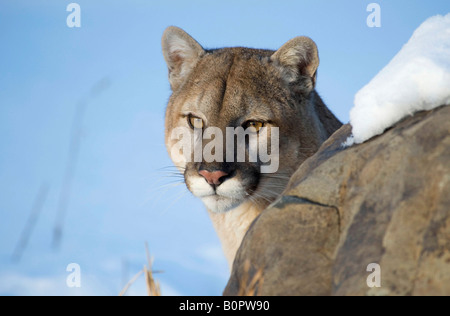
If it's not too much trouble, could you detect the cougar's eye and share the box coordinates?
[188,115,204,129]
[244,121,264,133]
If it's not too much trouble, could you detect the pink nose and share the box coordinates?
[198,170,229,186]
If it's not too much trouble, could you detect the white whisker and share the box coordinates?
[159,189,188,216]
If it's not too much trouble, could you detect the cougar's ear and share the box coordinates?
[162,26,205,91]
[271,36,319,93]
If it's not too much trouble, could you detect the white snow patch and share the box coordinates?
[348,14,450,145]
[341,135,355,148]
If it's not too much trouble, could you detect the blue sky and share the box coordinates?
[0,0,448,295]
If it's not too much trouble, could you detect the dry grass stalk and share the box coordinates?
[237,260,264,296]
[119,270,144,296]
[144,264,161,296]
[144,242,161,296]
[118,242,162,296]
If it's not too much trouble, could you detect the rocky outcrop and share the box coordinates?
[224,105,450,296]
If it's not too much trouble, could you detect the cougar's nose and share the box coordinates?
[198,170,229,186]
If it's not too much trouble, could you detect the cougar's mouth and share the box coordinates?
[186,174,253,213]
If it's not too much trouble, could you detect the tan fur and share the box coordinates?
[208,202,261,264]
[162,26,342,268]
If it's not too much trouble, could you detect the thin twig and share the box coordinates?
[118,269,144,297]
[12,183,50,262]
[52,77,111,250]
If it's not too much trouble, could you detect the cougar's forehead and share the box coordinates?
[173,48,288,128]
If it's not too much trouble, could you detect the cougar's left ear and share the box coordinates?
[271,36,319,93]
[162,26,205,91]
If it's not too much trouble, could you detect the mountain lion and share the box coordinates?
[162,26,342,267]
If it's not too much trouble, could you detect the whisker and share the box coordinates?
[260,180,289,184]
[159,189,188,216]
[159,174,185,179]
[159,170,184,175]
[140,184,181,209]
[247,194,267,209]
[139,170,186,208]
[261,174,291,179]
[262,174,290,177]
[248,190,275,204]
[156,182,185,190]
[156,166,186,171]
[147,178,184,194]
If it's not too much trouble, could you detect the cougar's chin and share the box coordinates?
[202,195,244,214]
[187,176,250,213]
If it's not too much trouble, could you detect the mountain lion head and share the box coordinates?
[162,26,341,214]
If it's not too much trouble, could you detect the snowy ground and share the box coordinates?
[347,14,450,145]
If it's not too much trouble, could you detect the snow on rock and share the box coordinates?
[348,14,450,145]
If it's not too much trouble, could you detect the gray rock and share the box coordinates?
[224,105,450,296]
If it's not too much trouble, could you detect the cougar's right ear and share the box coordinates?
[271,36,319,94]
[162,26,205,91]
